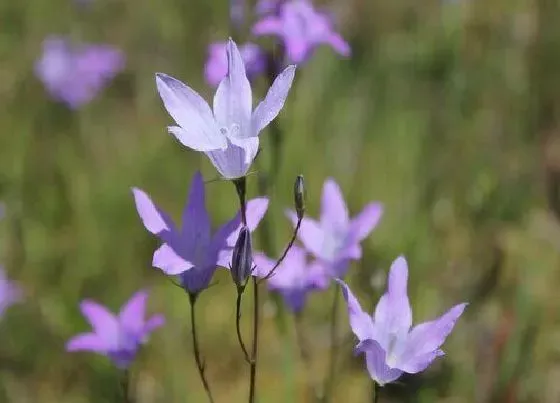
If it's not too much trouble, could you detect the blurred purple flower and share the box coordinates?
[204,41,266,87]
[230,0,245,27]
[287,178,382,277]
[155,39,295,179]
[256,0,279,15]
[254,246,328,312]
[252,0,351,64]
[337,257,467,386]
[66,290,164,369]
[35,36,125,109]
[0,267,22,318]
[132,171,269,294]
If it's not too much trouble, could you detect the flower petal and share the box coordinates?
[363,339,404,386]
[119,290,148,334]
[399,349,444,374]
[205,138,259,179]
[287,211,325,259]
[131,188,176,237]
[321,178,349,229]
[374,256,412,335]
[80,300,119,347]
[401,303,467,362]
[155,73,226,151]
[336,279,374,341]
[181,171,211,249]
[251,65,296,135]
[252,16,283,35]
[348,202,383,242]
[144,314,165,334]
[180,265,218,294]
[66,333,108,353]
[153,244,194,275]
[213,39,252,138]
[324,32,351,57]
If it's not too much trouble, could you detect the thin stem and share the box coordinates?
[119,370,134,403]
[373,382,380,403]
[321,288,340,402]
[258,217,302,283]
[248,277,260,403]
[189,294,215,403]
[236,291,252,364]
[294,313,321,402]
[233,177,248,226]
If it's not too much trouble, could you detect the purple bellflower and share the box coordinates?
[0,267,22,318]
[66,290,165,369]
[256,0,279,15]
[252,0,351,64]
[155,39,296,179]
[254,246,328,312]
[204,41,266,87]
[132,171,268,294]
[35,36,125,109]
[337,257,467,386]
[288,178,382,277]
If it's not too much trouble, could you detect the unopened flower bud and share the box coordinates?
[294,175,305,220]
[231,226,252,289]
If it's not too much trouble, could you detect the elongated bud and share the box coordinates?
[231,226,252,290]
[294,175,305,220]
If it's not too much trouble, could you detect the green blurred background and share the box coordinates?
[2,0,560,401]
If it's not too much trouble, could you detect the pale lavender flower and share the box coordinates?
[337,257,467,386]
[132,171,269,294]
[35,36,125,109]
[155,38,295,179]
[287,178,382,277]
[204,42,266,87]
[256,0,279,14]
[254,246,328,312]
[230,0,245,27]
[0,267,22,318]
[252,0,351,64]
[66,290,164,369]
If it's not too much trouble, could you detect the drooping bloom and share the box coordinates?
[35,36,125,109]
[155,39,296,179]
[254,246,328,312]
[337,257,467,386]
[252,0,351,64]
[204,42,266,87]
[66,290,164,369]
[132,171,268,294]
[0,267,22,318]
[287,178,382,277]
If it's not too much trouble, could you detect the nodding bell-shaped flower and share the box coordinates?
[230,226,253,290]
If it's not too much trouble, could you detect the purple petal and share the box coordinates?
[320,178,349,230]
[66,333,108,353]
[79,300,119,347]
[348,202,383,242]
[285,38,310,64]
[374,256,412,335]
[153,244,194,275]
[155,73,226,151]
[287,211,325,259]
[252,16,283,35]
[213,39,252,139]
[225,197,270,246]
[401,303,467,362]
[119,290,148,334]
[251,65,296,135]
[180,265,217,294]
[336,279,374,341]
[131,188,176,236]
[144,314,165,334]
[363,339,404,386]
[325,32,351,57]
[205,138,259,179]
[181,171,211,249]
[399,349,444,374]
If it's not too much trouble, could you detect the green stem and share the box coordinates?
[248,277,260,403]
[189,294,215,403]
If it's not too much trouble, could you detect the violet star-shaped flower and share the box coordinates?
[66,290,164,369]
[337,256,467,386]
[132,171,268,294]
[204,41,266,87]
[0,266,22,319]
[35,36,125,109]
[155,38,295,179]
[254,246,329,312]
[288,178,382,277]
[252,0,351,64]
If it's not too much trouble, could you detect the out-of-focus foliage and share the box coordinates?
[0,0,559,402]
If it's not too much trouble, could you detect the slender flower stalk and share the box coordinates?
[236,291,252,363]
[249,277,259,403]
[322,287,340,403]
[189,293,215,403]
[119,370,134,403]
